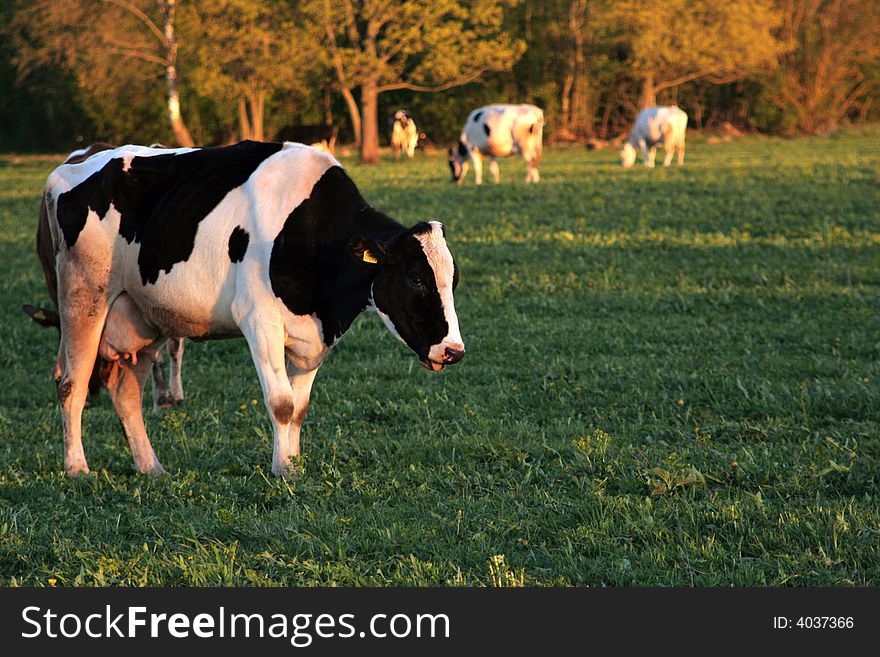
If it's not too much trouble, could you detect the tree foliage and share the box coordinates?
[310,0,525,161]
[600,0,784,107]
[764,0,880,134]
[1,0,878,151]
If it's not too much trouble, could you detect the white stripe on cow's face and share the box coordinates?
[414,221,464,363]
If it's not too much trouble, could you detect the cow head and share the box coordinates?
[353,221,464,371]
[620,142,637,168]
[448,141,469,184]
[394,110,410,128]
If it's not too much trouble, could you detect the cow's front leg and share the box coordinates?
[471,150,484,185]
[241,314,297,477]
[525,160,540,183]
[287,365,320,460]
[646,146,657,168]
[106,355,167,476]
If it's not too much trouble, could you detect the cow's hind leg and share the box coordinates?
[105,357,167,476]
[151,350,173,411]
[489,157,500,183]
[663,144,675,167]
[57,290,108,476]
[150,338,185,411]
[167,338,185,405]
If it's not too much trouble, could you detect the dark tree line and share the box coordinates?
[1,0,878,156]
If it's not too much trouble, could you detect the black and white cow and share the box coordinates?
[46,140,464,478]
[448,104,544,184]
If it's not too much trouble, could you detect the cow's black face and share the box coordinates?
[356,222,464,371]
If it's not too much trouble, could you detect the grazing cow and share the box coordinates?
[390,110,419,159]
[273,125,338,154]
[23,143,186,411]
[45,140,464,478]
[448,104,544,184]
[621,106,688,168]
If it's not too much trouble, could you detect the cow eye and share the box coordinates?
[407,273,425,289]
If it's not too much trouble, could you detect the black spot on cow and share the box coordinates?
[228,226,249,263]
[529,123,535,134]
[270,166,406,345]
[457,140,469,159]
[472,111,483,123]
[483,123,491,137]
[56,140,283,285]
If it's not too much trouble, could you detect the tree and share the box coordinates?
[601,0,784,108]
[183,0,323,142]
[11,0,195,146]
[766,0,880,134]
[309,0,525,163]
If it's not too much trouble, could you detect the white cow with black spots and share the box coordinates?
[45,141,465,478]
[448,104,544,184]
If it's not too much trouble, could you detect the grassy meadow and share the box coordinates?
[0,129,878,586]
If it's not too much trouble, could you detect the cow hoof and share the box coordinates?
[138,461,168,477]
[272,462,300,479]
[148,463,168,478]
[65,463,91,478]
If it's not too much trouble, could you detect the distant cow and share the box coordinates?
[448,104,544,184]
[44,141,464,477]
[23,143,185,411]
[391,110,419,159]
[621,106,688,168]
[274,124,338,154]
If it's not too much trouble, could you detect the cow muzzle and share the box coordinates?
[423,342,465,371]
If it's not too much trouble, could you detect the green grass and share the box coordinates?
[0,128,878,586]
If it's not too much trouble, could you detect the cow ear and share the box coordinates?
[349,236,386,265]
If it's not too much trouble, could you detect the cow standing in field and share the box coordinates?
[390,110,419,159]
[23,143,186,411]
[44,141,464,478]
[448,104,544,184]
[620,106,688,168]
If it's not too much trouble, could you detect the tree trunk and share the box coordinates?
[359,80,379,164]
[250,90,265,141]
[561,72,574,135]
[238,96,253,140]
[567,0,592,138]
[161,0,195,147]
[640,74,656,109]
[341,86,361,149]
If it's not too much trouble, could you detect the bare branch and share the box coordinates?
[99,0,166,45]
[377,68,488,93]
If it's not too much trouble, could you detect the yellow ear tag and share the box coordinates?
[362,250,378,264]
[34,310,46,321]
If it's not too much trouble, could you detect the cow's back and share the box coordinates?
[464,104,543,157]
[47,141,341,339]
